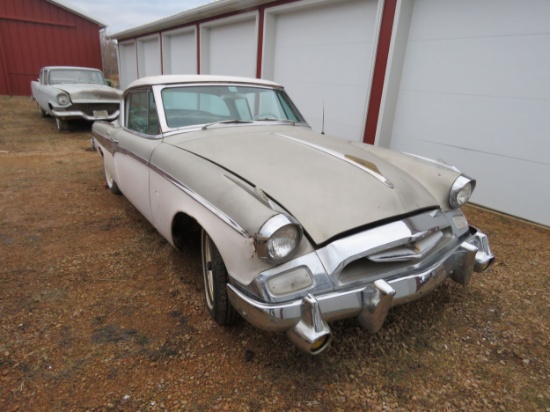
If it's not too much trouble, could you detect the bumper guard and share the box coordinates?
[227,228,494,354]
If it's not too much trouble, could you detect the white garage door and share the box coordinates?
[390,0,550,226]
[264,0,378,141]
[118,41,138,90]
[162,28,197,75]
[137,35,161,78]
[200,14,257,78]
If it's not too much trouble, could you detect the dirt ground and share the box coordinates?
[0,95,548,411]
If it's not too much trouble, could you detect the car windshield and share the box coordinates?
[49,69,105,85]
[160,85,306,129]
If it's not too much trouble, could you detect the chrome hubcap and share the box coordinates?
[203,235,214,305]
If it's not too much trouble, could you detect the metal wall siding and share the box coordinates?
[0,0,103,95]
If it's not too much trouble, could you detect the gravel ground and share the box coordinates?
[0,96,549,411]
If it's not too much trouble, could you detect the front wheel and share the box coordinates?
[55,117,69,132]
[201,230,240,325]
[37,103,46,118]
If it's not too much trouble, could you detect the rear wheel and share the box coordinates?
[103,160,121,194]
[201,230,240,325]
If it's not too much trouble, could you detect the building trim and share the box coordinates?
[363,0,397,144]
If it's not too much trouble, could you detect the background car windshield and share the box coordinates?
[49,69,105,85]
[161,85,305,128]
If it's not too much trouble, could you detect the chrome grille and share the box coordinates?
[70,103,119,116]
[335,228,454,288]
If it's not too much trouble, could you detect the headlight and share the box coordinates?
[255,214,302,264]
[449,175,476,208]
[57,93,70,105]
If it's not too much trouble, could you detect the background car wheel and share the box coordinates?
[55,118,69,132]
[37,104,46,118]
[103,162,121,194]
[201,230,240,325]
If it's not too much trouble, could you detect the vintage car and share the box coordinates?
[31,66,121,132]
[92,75,494,355]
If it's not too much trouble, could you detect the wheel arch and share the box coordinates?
[171,211,201,251]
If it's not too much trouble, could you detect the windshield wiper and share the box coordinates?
[201,119,252,130]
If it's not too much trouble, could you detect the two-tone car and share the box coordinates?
[92,75,494,355]
[31,66,121,132]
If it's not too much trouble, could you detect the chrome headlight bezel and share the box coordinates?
[57,93,70,105]
[255,214,303,264]
[449,175,476,209]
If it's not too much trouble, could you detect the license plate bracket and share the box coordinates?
[93,110,108,118]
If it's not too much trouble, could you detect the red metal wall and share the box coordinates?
[0,0,103,96]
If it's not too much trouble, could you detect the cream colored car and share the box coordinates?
[92,75,494,354]
[31,66,121,132]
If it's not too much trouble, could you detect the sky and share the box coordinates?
[62,0,215,34]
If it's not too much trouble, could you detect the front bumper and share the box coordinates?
[51,109,120,122]
[227,227,494,354]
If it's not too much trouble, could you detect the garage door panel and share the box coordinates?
[163,31,196,75]
[391,0,549,225]
[393,91,550,165]
[119,42,138,90]
[207,20,256,77]
[410,0,550,39]
[267,0,376,140]
[393,138,550,227]
[400,35,550,100]
[274,43,371,85]
[138,38,161,77]
[274,0,376,45]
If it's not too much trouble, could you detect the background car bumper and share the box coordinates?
[227,228,494,354]
[51,109,120,122]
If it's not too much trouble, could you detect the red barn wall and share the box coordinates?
[0,0,103,96]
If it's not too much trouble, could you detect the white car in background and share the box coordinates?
[31,66,121,132]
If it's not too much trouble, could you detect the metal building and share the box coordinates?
[0,0,105,96]
[110,0,550,227]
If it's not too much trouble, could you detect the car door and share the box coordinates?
[112,88,162,224]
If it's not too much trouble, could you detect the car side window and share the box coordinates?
[126,90,159,135]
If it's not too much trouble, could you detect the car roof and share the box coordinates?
[127,74,283,90]
[42,66,103,72]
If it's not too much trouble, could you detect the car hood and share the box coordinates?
[167,126,449,244]
[55,84,122,102]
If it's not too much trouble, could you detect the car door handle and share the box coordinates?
[112,138,119,144]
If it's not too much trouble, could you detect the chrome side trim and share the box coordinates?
[93,130,249,238]
[92,130,116,155]
[148,162,250,238]
[223,174,277,210]
[275,133,394,188]
[92,131,150,166]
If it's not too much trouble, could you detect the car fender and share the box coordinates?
[148,143,314,285]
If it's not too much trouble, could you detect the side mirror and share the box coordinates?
[105,79,112,87]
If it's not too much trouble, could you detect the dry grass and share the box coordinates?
[0,96,548,411]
